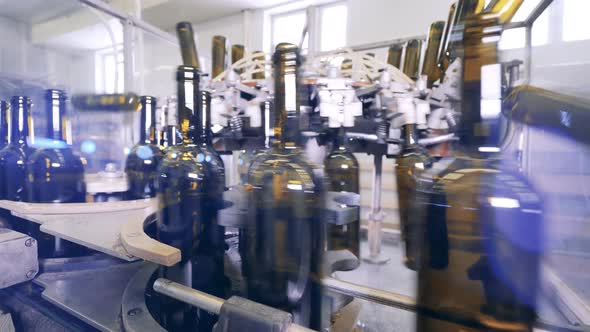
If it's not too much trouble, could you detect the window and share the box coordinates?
[320,3,348,51]
[95,47,124,94]
[498,2,550,50]
[562,0,590,42]
[271,10,308,50]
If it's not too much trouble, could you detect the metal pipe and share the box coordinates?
[79,0,178,45]
[365,154,389,264]
[315,35,427,57]
[322,277,415,311]
[154,278,225,314]
[153,278,316,332]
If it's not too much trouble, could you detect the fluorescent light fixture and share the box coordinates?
[488,197,520,209]
[479,146,501,153]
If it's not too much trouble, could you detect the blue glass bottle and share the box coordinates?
[0,96,34,201]
[27,90,86,204]
[125,96,164,199]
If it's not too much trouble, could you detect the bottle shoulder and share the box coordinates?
[28,148,84,169]
[247,149,318,191]
[0,144,31,161]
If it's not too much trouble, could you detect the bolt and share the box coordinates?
[26,270,36,279]
[25,238,35,247]
[127,308,142,316]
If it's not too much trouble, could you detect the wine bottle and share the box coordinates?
[0,96,34,201]
[394,98,432,270]
[125,96,164,199]
[422,21,446,87]
[324,128,360,260]
[26,90,87,257]
[212,35,227,78]
[409,1,541,331]
[0,101,8,150]
[231,44,245,75]
[176,22,201,69]
[191,89,226,331]
[403,39,423,80]
[27,90,86,203]
[156,66,206,331]
[387,44,403,69]
[438,3,456,77]
[243,43,325,329]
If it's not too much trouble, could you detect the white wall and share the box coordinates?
[346,0,454,47]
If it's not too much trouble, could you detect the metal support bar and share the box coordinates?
[364,154,389,265]
[315,35,427,57]
[78,0,178,45]
[153,278,315,332]
[525,0,555,27]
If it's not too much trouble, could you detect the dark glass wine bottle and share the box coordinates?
[231,44,245,75]
[125,96,164,199]
[0,101,8,150]
[212,35,227,78]
[176,22,201,69]
[387,44,403,69]
[438,3,457,77]
[243,43,325,329]
[156,66,206,331]
[27,90,86,204]
[26,90,87,257]
[252,51,266,80]
[408,1,542,331]
[324,128,360,260]
[191,89,226,331]
[422,21,446,87]
[403,39,423,80]
[0,96,34,201]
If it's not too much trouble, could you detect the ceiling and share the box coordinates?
[141,0,293,30]
[0,0,82,24]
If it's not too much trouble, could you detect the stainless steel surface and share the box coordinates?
[325,191,360,226]
[153,278,225,315]
[122,264,166,332]
[34,260,147,332]
[0,228,38,289]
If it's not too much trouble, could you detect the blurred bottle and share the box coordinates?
[408,1,542,331]
[252,51,266,80]
[26,90,87,257]
[156,66,206,331]
[387,44,403,69]
[395,97,433,270]
[324,128,360,260]
[191,90,226,331]
[176,22,200,69]
[231,44,245,75]
[125,96,164,199]
[242,43,325,329]
[0,96,34,201]
[0,101,8,150]
[403,39,423,80]
[422,21,446,87]
[212,35,227,78]
[437,3,456,77]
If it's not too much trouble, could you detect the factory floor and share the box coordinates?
[335,240,582,332]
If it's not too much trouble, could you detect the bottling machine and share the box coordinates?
[0,0,589,331]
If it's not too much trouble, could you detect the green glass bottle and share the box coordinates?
[212,35,227,78]
[324,128,360,260]
[422,21,446,87]
[403,39,423,80]
[242,43,325,329]
[125,96,164,199]
[387,44,403,69]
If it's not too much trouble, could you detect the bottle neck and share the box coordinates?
[0,101,8,145]
[333,127,349,152]
[197,91,213,145]
[140,97,157,145]
[10,97,30,145]
[402,123,420,148]
[273,47,301,150]
[176,67,200,145]
[45,90,69,143]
